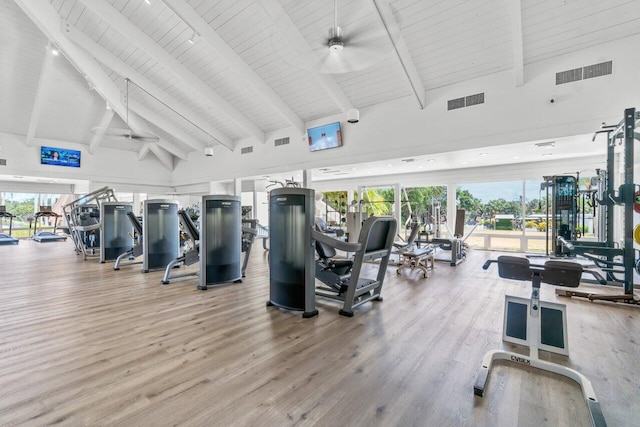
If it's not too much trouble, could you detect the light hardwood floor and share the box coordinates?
[0,240,638,426]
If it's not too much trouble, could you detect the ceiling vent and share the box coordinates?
[556,67,582,85]
[241,146,253,154]
[556,61,612,85]
[447,92,485,110]
[0,159,6,166]
[583,60,612,80]
[535,141,555,148]
[274,137,290,147]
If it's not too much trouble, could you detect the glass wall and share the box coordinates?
[1,192,63,237]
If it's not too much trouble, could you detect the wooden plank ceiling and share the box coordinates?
[1,0,639,169]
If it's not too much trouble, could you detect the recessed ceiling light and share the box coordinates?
[479,153,489,156]
[418,166,424,169]
[351,168,356,171]
[535,141,555,148]
[513,156,520,159]
[367,171,372,174]
[386,164,392,167]
[51,48,59,56]
[426,159,435,163]
[144,0,151,4]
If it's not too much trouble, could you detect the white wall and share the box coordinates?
[171,34,640,188]
[0,133,172,193]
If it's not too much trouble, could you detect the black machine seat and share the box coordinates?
[485,255,606,287]
[393,221,420,252]
[312,216,397,316]
[315,217,344,237]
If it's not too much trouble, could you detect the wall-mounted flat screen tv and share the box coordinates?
[41,146,81,168]
[307,122,342,152]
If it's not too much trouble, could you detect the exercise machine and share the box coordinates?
[198,195,242,290]
[313,215,397,316]
[430,209,474,266]
[162,209,200,285]
[241,218,258,277]
[113,211,143,270]
[31,206,67,242]
[64,187,117,260]
[267,188,318,318]
[475,256,607,427]
[142,199,179,273]
[549,108,639,304]
[0,206,19,245]
[100,202,133,263]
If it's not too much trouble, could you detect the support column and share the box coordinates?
[233,178,242,196]
[447,183,457,238]
[133,193,141,215]
[394,183,401,232]
[302,169,312,188]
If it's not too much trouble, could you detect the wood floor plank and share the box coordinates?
[0,240,638,426]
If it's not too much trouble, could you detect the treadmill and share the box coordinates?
[0,206,19,245]
[31,206,67,243]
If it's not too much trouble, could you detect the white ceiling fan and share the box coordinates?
[312,0,398,74]
[92,127,159,142]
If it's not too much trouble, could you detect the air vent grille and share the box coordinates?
[583,61,612,80]
[447,93,484,110]
[556,60,612,85]
[0,159,6,166]
[556,67,582,85]
[274,137,290,147]
[241,146,253,154]
[465,93,485,106]
[447,97,465,111]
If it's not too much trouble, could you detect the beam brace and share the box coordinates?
[76,0,264,143]
[256,0,353,113]
[373,0,426,109]
[26,47,56,146]
[510,0,525,86]
[162,0,304,134]
[89,109,114,154]
[62,21,235,151]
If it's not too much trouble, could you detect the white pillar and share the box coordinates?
[302,169,312,188]
[233,178,242,196]
[447,182,457,238]
[133,193,141,215]
[394,183,401,231]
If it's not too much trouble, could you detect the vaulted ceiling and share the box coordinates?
[2,0,640,171]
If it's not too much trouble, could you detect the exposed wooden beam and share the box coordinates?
[62,21,235,151]
[76,0,265,143]
[372,0,426,109]
[88,109,114,154]
[138,143,151,161]
[15,1,147,137]
[255,0,353,113]
[15,1,177,168]
[510,0,525,86]
[154,138,188,161]
[148,143,174,171]
[124,99,202,157]
[162,0,304,135]
[25,47,56,146]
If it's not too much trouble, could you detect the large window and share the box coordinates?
[1,193,63,237]
[457,181,523,251]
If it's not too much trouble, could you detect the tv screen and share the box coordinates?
[41,146,81,168]
[307,122,342,152]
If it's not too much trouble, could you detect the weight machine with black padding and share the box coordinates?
[475,256,607,427]
[549,108,639,304]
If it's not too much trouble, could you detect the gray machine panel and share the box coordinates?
[100,202,133,263]
[143,200,179,272]
[199,195,242,286]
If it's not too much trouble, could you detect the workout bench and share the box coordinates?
[396,246,435,278]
